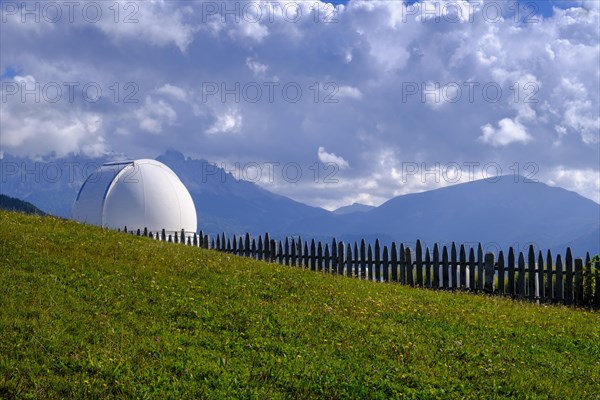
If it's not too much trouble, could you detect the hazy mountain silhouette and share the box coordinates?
[156,150,330,237]
[333,203,376,215]
[1,151,597,256]
[0,153,109,217]
[551,227,600,258]
[291,176,599,256]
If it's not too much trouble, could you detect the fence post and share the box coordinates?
[298,237,304,268]
[585,253,591,269]
[182,229,186,245]
[468,247,475,292]
[346,244,353,277]
[316,241,322,271]
[537,251,544,302]
[399,243,406,284]
[232,235,237,255]
[331,238,338,274]
[416,240,423,287]
[360,240,367,279]
[311,240,317,271]
[584,254,592,306]
[221,233,229,248]
[270,240,277,263]
[244,237,256,258]
[297,238,303,267]
[278,241,284,265]
[162,229,166,242]
[442,246,449,290]
[391,242,398,282]
[353,242,359,278]
[264,233,271,261]
[193,233,198,247]
[517,252,526,298]
[168,234,172,243]
[257,237,263,261]
[337,241,345,276]
[295,237,301,267]
[484,253,495,294]
[585,253,591,270]
[382,246,389,282]
[143,227,148,237]
[324,244,330,273]
[425,248,432,288]
[545,250,553,303]
[508,247,515,297]
[433,244,440,289]
[565,248,574,305]
[367,244,374,282]
[451,243,457,289]
[594,261,600,308]
[497,251,505,295]
[187,236,192,246]
[284,238,290,266]
[574,258,583,306]
[556,254,564,303]
[304,242,309,269]
[245,234,251,257]
[528,245,536,301]
[405,247,413,287]
[459,244,467,290]
[375,240,381,282]
[289,238,295,266]
[477,244,484,292]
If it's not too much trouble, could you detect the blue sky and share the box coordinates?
[1,0,599,208]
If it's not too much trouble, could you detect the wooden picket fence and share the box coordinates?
[121,227,600,309]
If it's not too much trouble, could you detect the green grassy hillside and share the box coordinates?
[0,211,598,399]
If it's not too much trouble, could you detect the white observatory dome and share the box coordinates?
[72,159,197,234]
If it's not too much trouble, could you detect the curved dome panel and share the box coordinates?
[72,162,132,226]
[72,159,197,234]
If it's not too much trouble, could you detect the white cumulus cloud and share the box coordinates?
[155,84,187,101]
[206,109,242,135]
[479,118,533,147]
[318,147,350,169]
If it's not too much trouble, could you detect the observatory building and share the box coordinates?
[72,159,197,234]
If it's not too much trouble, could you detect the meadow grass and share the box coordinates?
[0,211,599,399]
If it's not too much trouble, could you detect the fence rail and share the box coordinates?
[119,227,600,308]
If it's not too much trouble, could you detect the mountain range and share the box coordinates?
[1,150,598,256]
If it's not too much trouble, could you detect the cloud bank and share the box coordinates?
[1,0,598,206]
